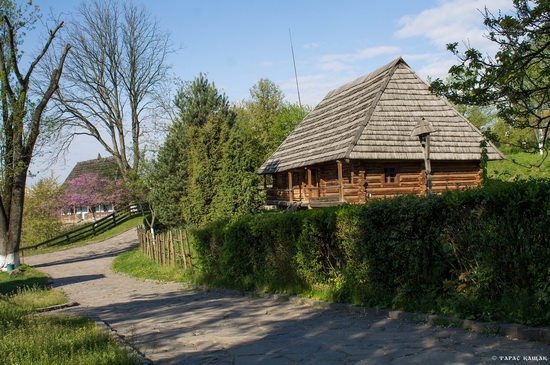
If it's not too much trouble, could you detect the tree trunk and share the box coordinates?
[0,170,26,269]
[0,14,70,270]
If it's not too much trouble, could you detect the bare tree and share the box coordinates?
[0,3,70,269]
[49,0,173,180]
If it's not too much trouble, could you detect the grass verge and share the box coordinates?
[113,248,190,283]
[0,266,137,365]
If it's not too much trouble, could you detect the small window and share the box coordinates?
[383,167,399,185]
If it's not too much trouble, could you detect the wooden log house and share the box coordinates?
[258,58,504,208]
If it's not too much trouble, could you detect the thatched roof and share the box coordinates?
[259,57,504,174]
[64,155,120,183]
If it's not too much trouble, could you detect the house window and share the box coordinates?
[75,206,89,214]
[383,167,399,185]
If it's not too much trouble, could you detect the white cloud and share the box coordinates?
[318,46,401,73]
[416,57,458,82]
[396,0,514,54]
[280,73,351,107]
[302,42,322,50]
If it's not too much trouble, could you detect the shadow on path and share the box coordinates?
[30,246,134,268]
[60,288,549,365]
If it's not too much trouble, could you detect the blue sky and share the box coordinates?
[26,0,513,182]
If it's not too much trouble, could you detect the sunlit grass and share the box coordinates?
[0,266,137,365]
[488,148,550,181]
[113,248,190,283]
[23,216,144,256]
[7,285,67,309]
[0,313,137,365]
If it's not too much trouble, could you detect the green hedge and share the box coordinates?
[188,179,550,326]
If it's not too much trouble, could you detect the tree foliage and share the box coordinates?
[246,78,310,156]
[21,175,64,246]
[61,173,126,214]
[430,0,549,148]
[150,76,309,228]
[208,118,265,222]
[150,74,234,226]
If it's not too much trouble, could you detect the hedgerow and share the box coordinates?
[188,179,550,326]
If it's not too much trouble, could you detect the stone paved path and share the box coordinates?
[25,228,550,364]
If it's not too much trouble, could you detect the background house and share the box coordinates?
[258,57,504,208]
[62,155,121,222]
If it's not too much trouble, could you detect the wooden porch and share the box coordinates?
[262,159,483,209]
[263,160,363,208]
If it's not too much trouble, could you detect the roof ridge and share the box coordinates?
[75,156,116,164]
[344,57,403,158]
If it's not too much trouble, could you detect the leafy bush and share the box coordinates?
[187,179,550,326]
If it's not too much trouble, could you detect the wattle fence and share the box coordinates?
[20,204,149,255]
[137,225,193,271]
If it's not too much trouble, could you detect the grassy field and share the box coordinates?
[0,265,137,365]
[22,216,144,256]
[488,148,550,181]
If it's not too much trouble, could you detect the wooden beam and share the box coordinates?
[337,160,344,202]
[288,170,293,202]
[307,168,312,199]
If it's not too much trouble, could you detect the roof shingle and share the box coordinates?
[259,58,504,174]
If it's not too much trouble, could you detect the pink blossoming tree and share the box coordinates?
[62,173,127,219]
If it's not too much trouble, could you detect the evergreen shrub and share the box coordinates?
[188,179,550,325]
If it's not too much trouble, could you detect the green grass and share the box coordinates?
[0,313,137,365]
[0,265,137,365]
[113,248,190,283]
[0,265,50,295]
[488,148,550,181]
[7,285,68,309]
[23,216,144,256]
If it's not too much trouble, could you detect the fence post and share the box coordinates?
[184,229,193,271]
[169,230,175,266]
[182,230,191,270]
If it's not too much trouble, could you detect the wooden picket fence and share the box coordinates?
[137,225,193,270]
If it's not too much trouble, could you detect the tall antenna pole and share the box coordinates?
[289,29,302,108]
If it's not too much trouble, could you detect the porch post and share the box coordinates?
[288,170,293,202]
[337,160,344,202]
[306,168,312,200]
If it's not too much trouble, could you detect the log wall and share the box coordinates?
[266,159,482,206]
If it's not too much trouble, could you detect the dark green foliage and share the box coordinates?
[150,74,234,227]
[175,73,233,128]
[183,112,233,225]
[209,120,265,222]
[149,121,189,226]
[188,180,550,326]
[150,76,310,228]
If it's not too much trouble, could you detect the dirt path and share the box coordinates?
[25,228,550,364]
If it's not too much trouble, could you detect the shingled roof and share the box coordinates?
[259,57,504,174]
[64,156,120,183]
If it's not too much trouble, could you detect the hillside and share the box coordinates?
[488,148,550,181]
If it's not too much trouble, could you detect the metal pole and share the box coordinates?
[289,29,302,108]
